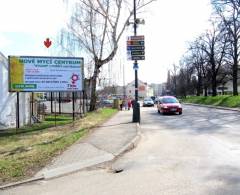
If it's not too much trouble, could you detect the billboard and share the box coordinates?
[8,56,84,92]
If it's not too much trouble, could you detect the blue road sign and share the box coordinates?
[127,46,145,50]
[133,62,139,70]
[127,35,145,61]
[131,56,145,60]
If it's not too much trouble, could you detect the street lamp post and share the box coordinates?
[132,0,140,123]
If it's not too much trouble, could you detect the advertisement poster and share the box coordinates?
[8,56,84,92]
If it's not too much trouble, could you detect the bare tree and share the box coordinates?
[199,22,228,96]
[177,64,195,97]
[171,64,179,96]
[211,0,240,95]
[61,0,156,111]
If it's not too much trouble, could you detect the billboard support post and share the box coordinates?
[72,92,75,121]
[58,92,61,114]
[51,92,53,113]
[54,92,57,127]
[83,90,86,115]
[16,92,20,130]
[31,92,34,117]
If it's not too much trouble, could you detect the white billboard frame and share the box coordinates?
[8,56,84,92]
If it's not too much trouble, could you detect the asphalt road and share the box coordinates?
[3,105,240,195]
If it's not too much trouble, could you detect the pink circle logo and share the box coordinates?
[71,74,79,84]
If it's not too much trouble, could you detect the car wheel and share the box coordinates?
[179,111,182,115]
[158,109,160,114]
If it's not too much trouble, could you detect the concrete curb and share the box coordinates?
[113,123,141,156]
[183,103,240,112]
[42,123,141,180]
[0,122,141,190]
[0,176,44,190]
[42,153,115,180]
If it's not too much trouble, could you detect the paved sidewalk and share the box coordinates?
[1,109,140,189]
[34,109,140,180]
[4,110,135,186]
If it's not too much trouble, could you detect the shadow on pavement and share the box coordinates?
[204,165,240,194]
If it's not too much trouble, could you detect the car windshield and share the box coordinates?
[144,98,152,101]
[161,97,178,103]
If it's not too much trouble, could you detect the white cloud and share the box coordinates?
[0,0,67,35]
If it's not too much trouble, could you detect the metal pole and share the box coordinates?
[58,92,61,114]
[50,92,53,113]
[72,92,75,121]
[83,90,86,114]
[54,92,57,127]
[132,0,140,122]
[31,92,34,117]
[16,92,20,129]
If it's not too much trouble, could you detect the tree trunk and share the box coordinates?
[197,74,202,96]
[212,75,217,96]
[204,85,208,96]
[232,62,238,96]
[89,68,99,111]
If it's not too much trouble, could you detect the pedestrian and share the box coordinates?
[128,99,132,110]
[119,99,123,110]
[122,99,127,110]
[131,99,135,108]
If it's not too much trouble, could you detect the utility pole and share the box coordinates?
[132,0,140,123]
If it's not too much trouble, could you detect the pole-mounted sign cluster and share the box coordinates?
[127,35,145,61]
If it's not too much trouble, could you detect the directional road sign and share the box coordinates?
[127,35,145,61]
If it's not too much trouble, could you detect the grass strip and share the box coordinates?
[0,108,117,184]
[181,95,240,108]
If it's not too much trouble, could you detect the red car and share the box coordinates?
[157,96,182,115]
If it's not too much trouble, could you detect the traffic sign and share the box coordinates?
[128,35,144,40]
[127,40,144,46]
[131,56,145,60]
[133,63,139,70]
[127,46,145,50]
[126,35,145,61]
[129,50,145,56]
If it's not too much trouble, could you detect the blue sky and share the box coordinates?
[0,0,213,84]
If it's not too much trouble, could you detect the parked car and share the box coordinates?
[101,99,113,107]
[157,96,182,115]
[143,97,154,107]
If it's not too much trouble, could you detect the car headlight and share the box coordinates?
[163,106,168,109]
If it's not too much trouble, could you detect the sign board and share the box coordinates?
[8,56,84,92]
[127,35,145,61]
[127,35,144,40]
[127,46,145,50]
[130,56,145,60]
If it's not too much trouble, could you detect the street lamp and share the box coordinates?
[127,0,144,122]
[132,0,140,123]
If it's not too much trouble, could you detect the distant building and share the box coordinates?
[216,78,240,95]
[149,83,166,96]
[0,52,30,129]
[126,80,153,99]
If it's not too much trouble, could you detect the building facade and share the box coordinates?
[0,52,30,129]
[125,80,153,99]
